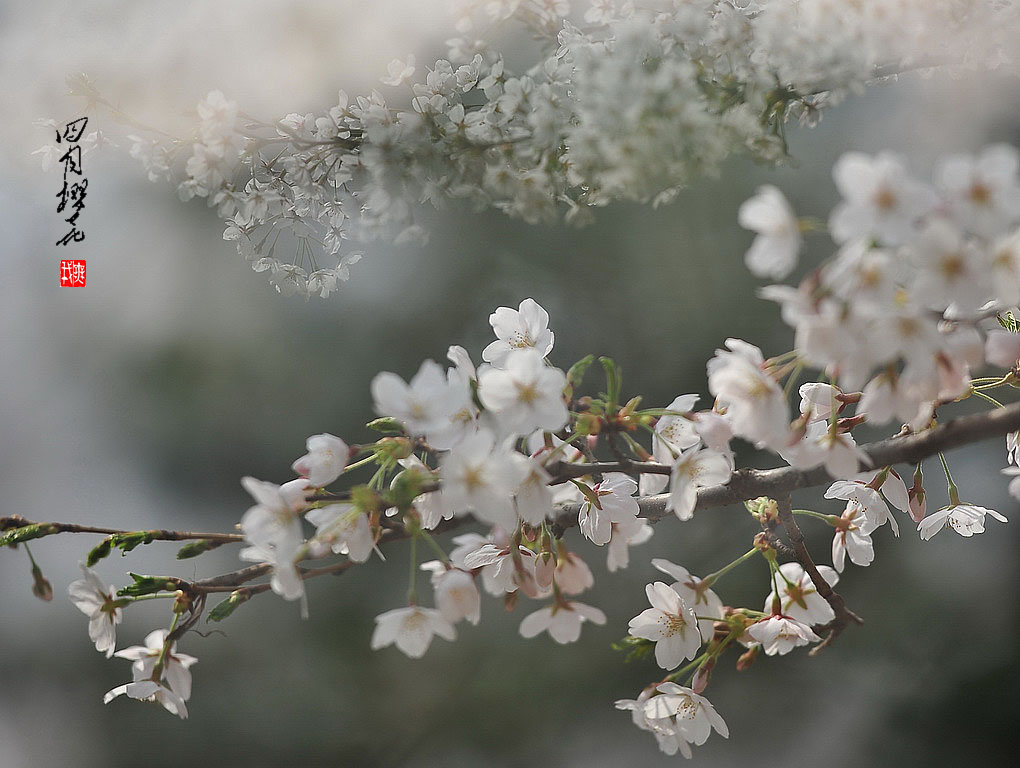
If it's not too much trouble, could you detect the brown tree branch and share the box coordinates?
[551,400,1020,528]
[776,493,863,654]
[0,516,243,543]
[14,402,1018,605]
[185,401,1020,595]
[182,561,356,596]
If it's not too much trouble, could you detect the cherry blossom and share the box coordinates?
[292,433,349,487]
[798,383,842,423]
[477,349,568,435]
[825,476,902,536]
[1003,466,1020,501]
[420,564,481,625]
[666,446,732,521]
[645,683,729,748]
[518,601,607,644]
[68,565,123,658]
[628,582,702,670]
[578,473,639,546]
[511,454,555,526]
[78,2,1018,298]
[985,329,1020,370]
[641,394,700,495]
[765,562,838,626]
[738,185,802,279]
[370,606,456,658]
[910,219,990,312]
[707,339,790,448]
[20,101,1020,758]
[104,629,197,719]
[693,411,733,455]
[616,691,694,759]
[460,539,539,596]
[829,151,937,246]
[392,456,453,530]
[371,360,461,437]
[745,615,821,656]
[831,505,877,573]
[606,518,653,573]
[937,144,1020,236]
[781,424,866,480]
[440,430,522,530]
[651,559,724,642]
[305,503,374,563]
[381,56,415,87]
[553,551,595,596]
[238,477,312,602]
[917,503,1008,540]
[481,298,554,367]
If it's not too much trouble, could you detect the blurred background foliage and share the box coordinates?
[1,3,1018,766]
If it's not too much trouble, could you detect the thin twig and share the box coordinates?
[0,516,242,543]
[776,494,862,654]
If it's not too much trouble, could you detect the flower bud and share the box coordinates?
[908,464,926,523]
[693,659,715,694]
[366,417,405,434]
[736,644,760,671]
[376,437,413,461]
[535,552,555,590]
[208,588,251,622]
[745,497,778,522]
[504,591,519,612]
[30,563,53,602]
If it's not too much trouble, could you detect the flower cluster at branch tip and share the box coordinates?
[104,630,197,719]
[35,1,1019,297]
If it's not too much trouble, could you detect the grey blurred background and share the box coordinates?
[2,3,1018,767]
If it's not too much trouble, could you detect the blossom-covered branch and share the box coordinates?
[14,131,1020,760]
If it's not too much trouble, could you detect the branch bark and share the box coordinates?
[551,400,1020,529]
[0,516,242,544]
[776,493,863,653]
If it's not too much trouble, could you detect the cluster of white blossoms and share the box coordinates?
[7,143,1012,757]
[739,144,1020,536]
[67,568,198,718]
[38,1,1018,297]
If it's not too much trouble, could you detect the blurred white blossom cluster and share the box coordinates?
[39,0,1018,297]
[745,144,1020,438]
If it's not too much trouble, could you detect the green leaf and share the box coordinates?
[599,356,622,410]
[569,479,602,510]
[86,537,113,567]
[564,354,595,399]
[87,531,157,566]
[0,524,59,548]
[117,572,177,597]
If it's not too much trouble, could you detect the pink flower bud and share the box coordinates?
[535,552,555,590]
[692,659,715,694]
